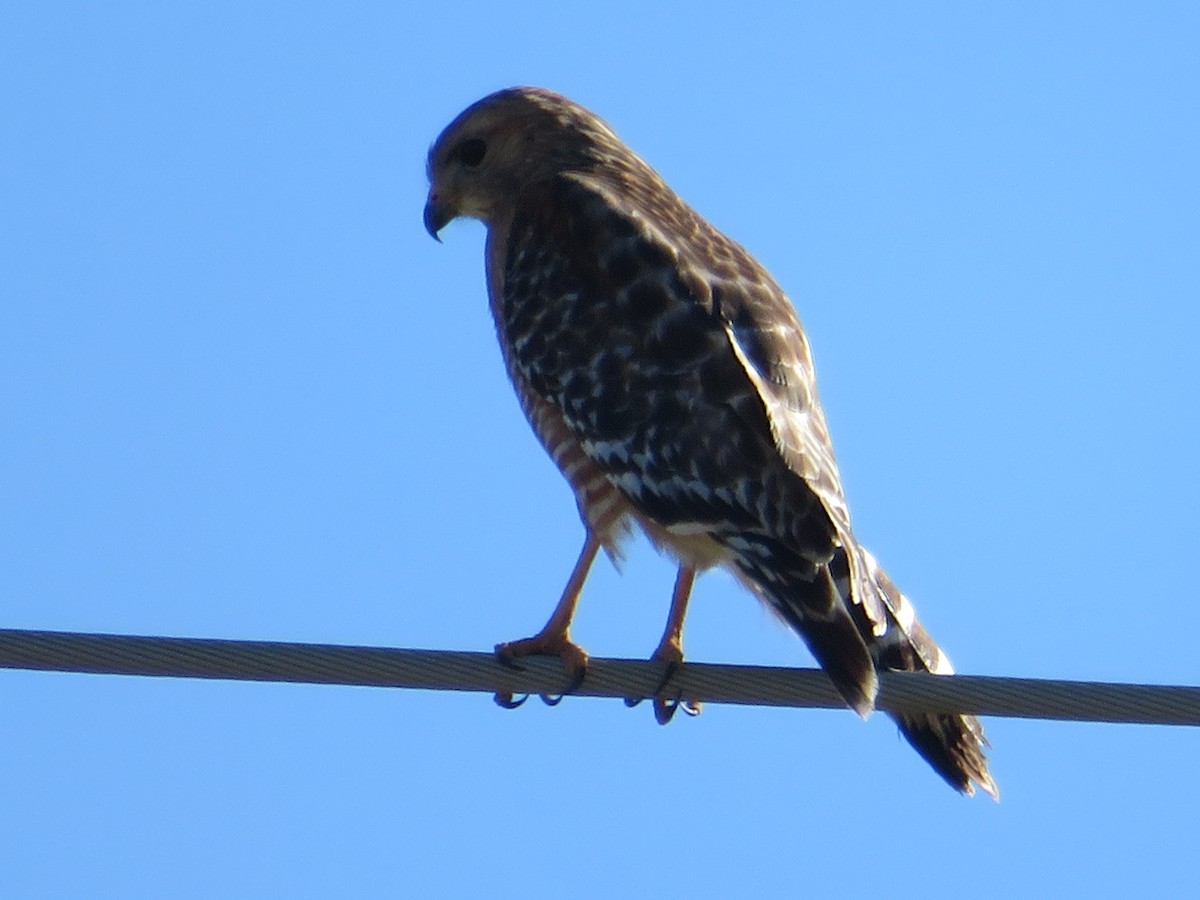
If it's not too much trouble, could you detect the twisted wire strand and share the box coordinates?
[2,628,1198,725]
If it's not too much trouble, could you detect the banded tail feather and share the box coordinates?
[722,531,878,719]
[857,548,998,800]
[725,533,998,799]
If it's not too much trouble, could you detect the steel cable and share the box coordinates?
[2,628,1198,725]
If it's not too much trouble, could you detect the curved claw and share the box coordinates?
[654,696,682,725]
[625,659,700,724]
[493,691,529,710]
[539,661,588,707]
[654,695,702,724]
[653,661,701,724]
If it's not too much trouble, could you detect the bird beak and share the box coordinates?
[423,192,451,242]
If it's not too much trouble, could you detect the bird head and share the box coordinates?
[424,86,626,240]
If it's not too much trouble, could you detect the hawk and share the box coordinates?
[424,87,997,798]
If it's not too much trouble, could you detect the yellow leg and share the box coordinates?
[650,566,700,724]
[651,566,695,665]
[495,531,601,698]
[619,566,702,723]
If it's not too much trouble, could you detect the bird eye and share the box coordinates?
[457,138,487,168]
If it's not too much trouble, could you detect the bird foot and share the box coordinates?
[493,632,589,710]
[624,641,702,724]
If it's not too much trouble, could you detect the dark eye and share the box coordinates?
[457,138,487,168]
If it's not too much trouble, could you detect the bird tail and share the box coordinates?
[847,547,998,800]
[725,532,997,800]
[722,532,879,718]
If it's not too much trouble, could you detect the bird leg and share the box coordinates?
[626,565,702,724]
[494,531,600,708]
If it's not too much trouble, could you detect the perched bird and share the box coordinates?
[424,87,997,798]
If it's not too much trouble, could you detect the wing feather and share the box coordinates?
[498,174,880,712]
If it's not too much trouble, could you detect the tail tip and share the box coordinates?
[895,711,999,801]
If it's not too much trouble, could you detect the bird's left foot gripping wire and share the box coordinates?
[623,658,703,724]
[492,532,600,710]
[623,566,702,724]
[494,636,589,709]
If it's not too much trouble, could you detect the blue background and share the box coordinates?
[3,3,1198,896]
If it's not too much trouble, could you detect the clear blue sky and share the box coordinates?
[3,3,1198,896]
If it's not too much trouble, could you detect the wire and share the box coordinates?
[2,628,1198,725]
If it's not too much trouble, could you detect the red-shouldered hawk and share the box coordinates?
[424,87,997,799]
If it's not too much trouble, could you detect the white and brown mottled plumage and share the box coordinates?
[424,86,997,799]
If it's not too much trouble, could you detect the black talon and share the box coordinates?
[655,697,681,725]
[624,660,685,716]
[494,691,529,709]
[648,661,701,725]
[655,693,702,725]
[539,664,587,706]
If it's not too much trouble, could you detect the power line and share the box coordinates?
[2,628,1198,726]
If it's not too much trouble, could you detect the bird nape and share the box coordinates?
[423,86,997,800]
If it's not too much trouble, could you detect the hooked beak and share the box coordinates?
[423,192,452,242]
